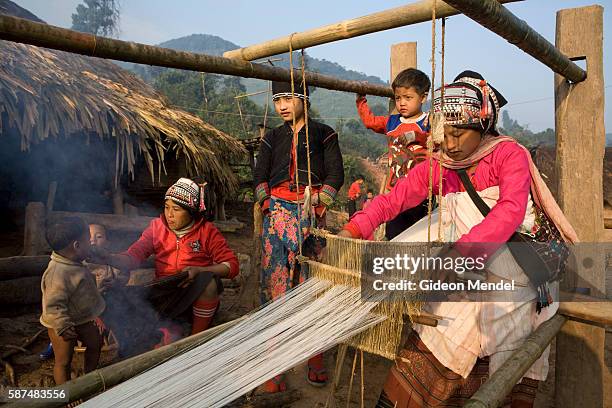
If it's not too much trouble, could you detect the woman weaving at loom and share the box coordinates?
[91,178,239,348]
[339,71,578,407]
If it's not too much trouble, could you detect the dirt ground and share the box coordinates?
[0,201,609,407]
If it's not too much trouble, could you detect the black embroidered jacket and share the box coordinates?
[253,119,344,208]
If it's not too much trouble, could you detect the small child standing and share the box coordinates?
[356,68,432,239]
[39,223,121,361]
[40,217,105,384]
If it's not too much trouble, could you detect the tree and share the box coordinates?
[153,69,274,138]
[71,0,120,37]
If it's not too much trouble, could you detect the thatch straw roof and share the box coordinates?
[0,0,246,197]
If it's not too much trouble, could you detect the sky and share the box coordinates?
[15,0,612,132]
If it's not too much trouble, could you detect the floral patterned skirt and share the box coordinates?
[260,197,313,304]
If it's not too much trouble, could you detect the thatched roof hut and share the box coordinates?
[0,0,245,214]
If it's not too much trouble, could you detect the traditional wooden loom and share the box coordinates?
[0,0,608,406]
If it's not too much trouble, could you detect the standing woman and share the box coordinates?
[340,71,578,407]
[253,81,344,391]
[95,178,239,342]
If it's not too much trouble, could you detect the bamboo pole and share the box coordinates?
[443,0,586,83]
[463,314,567,408]
[234,89,269,99]
[4,318,244,408]
[0,14,393,98]
[223,0,522,61]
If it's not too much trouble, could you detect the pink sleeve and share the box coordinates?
[455,144,531,258]
[123,221,156,269]
[348,160,434,239]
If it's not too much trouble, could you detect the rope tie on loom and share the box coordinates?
[91,34,97,56]
[438,17,446,241]
[97,370,107,391]
[426,0,437,246]
[301,48,315,225]
[287,32,312,276]
[288,33,301,248]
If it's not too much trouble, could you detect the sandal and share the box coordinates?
[307,354,328,387]
[262,374,287,393]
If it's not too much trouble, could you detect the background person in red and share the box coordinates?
[92,178,239,338]
[347,176,364,217]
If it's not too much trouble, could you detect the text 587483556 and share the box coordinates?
[1,388,69,402]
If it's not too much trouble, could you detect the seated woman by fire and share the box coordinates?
[40,177,240,376]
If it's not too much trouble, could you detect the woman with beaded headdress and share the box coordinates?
[340,71,578,407]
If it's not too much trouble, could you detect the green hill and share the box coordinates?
[122,33,390,126]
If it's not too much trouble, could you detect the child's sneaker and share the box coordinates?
[39,342,54,360]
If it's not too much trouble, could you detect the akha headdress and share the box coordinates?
[165,177,207,213]
[432,70,508,136]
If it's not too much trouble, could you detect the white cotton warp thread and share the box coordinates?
[81,278,386,408]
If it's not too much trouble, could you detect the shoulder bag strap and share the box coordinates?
[456,169,491,217]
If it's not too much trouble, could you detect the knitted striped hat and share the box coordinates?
[165,178,207,212]
[272,81,309,101]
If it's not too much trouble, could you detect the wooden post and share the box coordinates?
[216,197,227,222]
[46,181,57,213]
[389,42,417,114]
[554,5,608,408]
[390,43,417,84]
[112,184,124,215]
[23,202,47,256]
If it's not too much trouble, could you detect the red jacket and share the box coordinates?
[124,216,239,279]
